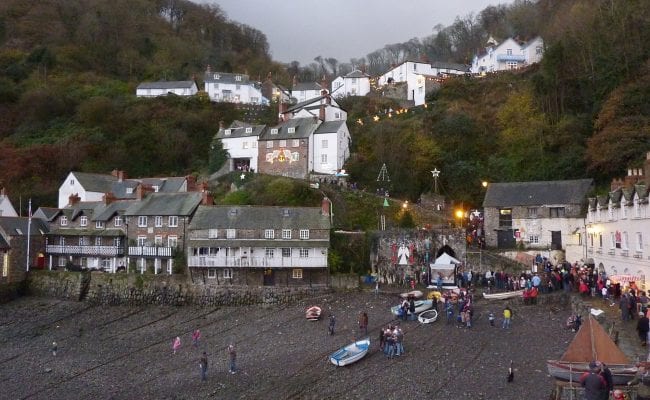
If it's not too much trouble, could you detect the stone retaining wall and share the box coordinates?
[26,271,339,306]
[0,281,26,304]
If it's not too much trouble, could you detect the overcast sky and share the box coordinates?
[194,0,511,65]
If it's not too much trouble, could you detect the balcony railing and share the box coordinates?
[607,249,615,255]
[496,54,525,62]
[187,255,327,269]
[46,244,125,256]
[128,246,173,257]
[620,249,629,257]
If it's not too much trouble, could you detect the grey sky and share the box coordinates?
[195,0,511,65]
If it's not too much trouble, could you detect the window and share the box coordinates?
[222,142,228,149]
[59,237,65,246]
[70,179,75,186]
[291,152,299,161]
[223,268,233,279]
[300,229,310,239]
[113,237,121,247]
[271,128,278,135]
[265,248,274,258]
[80,216,88,226]
[615,231,622,249]
[334,112,341,119]
[94,237,102,246]
[622,232,628,250]
[155,216,163,227]
[265,229,275,239]
[282,248,291,258]
[506,61,518,69]
[536,46,543,55]
[213,73,220,80]
[598,234,603,248]
[550,207,565,218]
[300,248,309,258]
[154,235,163,246]
[168,216,178,227]
[114,216,123,227]
[266,141,273,149]
[168,236,178,248]
[279,140,286,147]
[245,127,253,134]
[609,232,615,249]
[498,209,512,228]
[622,204,628,219]
[528,235,539,244]
[241,141,248,149]
[282,229,292,239]
[226,229,236,239]
[322,140,328,149]
[208,229,218,239]
[137,236,146,246]
[527,208,538,218]
[288,127,295,133]
[60,216,68,226]
[208,268,217,279]
[96,221,104,229]
[507,48,513,55]
[224,129,231,135]
[251,97,258,103]
[235,75,242,81]
[58,257,66,267]
[252,141,257,148]
[235,84,241,90]
[79,236,88,246]
[292,269,303,279]
[321,154,327,163]
[138,216,147,227]
[292,139,300,147]
[637,233,644,252]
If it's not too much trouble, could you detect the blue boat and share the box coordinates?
[329,338,370,366]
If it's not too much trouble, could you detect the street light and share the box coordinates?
[482,181,488,188]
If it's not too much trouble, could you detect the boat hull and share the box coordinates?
[546,360,637,385]
[418,309,439,324]
[305,306,322,320]
[482,290,524,300]
[391,300,434,316]
[330,338,370,366]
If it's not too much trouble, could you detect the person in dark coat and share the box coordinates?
[580,361,607,400]
[638,313,650,346]
[598,361,614,400]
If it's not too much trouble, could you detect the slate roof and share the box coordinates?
[293,82,322,91]
[72,172,118,193]
[345,70,370,78]
[0,235,8,249]
[482,179,593,207]
[93,200,135,222]
[258,118,319,141]
[430,61,470,72]
[0,216,49,236]
[69,171,189,199]
[314,120,345,134]
[188,205,331,231]
[137,81,196,90]
[204,72,251,84]
[216,120,266,139]
[124,192,202,216]
[33,207,60,222]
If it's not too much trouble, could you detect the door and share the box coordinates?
[263,268,275,286]
[551,231,562,250]
[496,230,516,248]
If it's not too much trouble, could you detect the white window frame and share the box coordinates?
[155,216,163,227]
[291,152,299,161]
[242,142,249,149]
[207,268,217,278]
[60,216,68,226]
[299,248,309,258]
[279,140,286,147]
[288,127,295,133]
[321,139,328,149]
[267,141,273,148]
[208,229,218,239]
[271,128,278,135]
[292,269,303,279]
[321,154,327,163]
[154,235,163,246]
[224,129,231,136]
[168,216,178,227]
[94,237,102,246]
[80,216,88,227]
[264,229,275,239]
[637,233,644,252]
[282,229,292,239]
[96,221,104,229]
[300,229,309,239]
[265,248,274,258]
[137,236,147,246]
[226,229,236,239]
[282,248,291,258]
[223,268,233,279]
[528,235,539,244]
[246,127,253,133]
[168,235,178,248]
[138,216,147,227]
[114,216,123,227]
[292,139,300,147]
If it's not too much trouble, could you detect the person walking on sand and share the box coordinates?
[358,312,368,336]
[51,341,58,357]
[502,306,512,329]
[227,344,237,374]
[172,336,181,354]
[199,352,208,381]
[328,314,336,335]
[192,329,201,347]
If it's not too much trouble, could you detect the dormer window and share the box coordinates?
[271,128,278,135]
[80,216,88,226]
[152,185,159,192]
[213,73,220,80]
[264,229,275,239]
[96,221,104,229]
[60,216,68,226]
[288,127,295,133]
[225,129,231,135]
[126,187,133,194]
[235,75,242,81]
[245,127,253,133]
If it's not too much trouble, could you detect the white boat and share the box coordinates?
[329,338,370,366]
[482,290,524,300]
[399,290,423,299]
[391,300,434,316]
[417,309,439,324]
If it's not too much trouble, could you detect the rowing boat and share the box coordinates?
[329,338,370,366]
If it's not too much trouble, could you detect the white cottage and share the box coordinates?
[136,81,198,97]
[331,70,371,98]
[215,121,265,173]
[203,68,268,105]
[471,36,545,74]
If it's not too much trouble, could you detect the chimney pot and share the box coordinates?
[321,196,331,216]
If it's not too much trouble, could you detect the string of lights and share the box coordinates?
[354,100,434,126]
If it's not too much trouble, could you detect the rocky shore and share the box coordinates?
[0,289,643,399]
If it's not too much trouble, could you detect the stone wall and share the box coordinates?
[0,281,26,304]
[27,271,333,306]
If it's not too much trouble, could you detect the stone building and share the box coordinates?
[0,217,48,283]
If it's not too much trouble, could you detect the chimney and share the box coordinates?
[624,168,641,188]
[136,184,153,200]
[206,64,211,73]
[68,193,81,206]
[186,175,197,191]
[199,182,213,205]
[219,120,225,130]
[320,75,328,95]
[0,187,5,197]
[111,169,119,177]
[278,102,288,123]
[292,75,298,89]
[118,170,126,182]
[319,103,325,121]
[103,192,115,205]
[321,196,331,216]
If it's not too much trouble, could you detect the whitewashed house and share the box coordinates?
[376,61,467,106]
[215,121,265,173]
[281,94,347,123]
[471,36,545,74]
[136,81,198,97]
[291,79,325,103]
[0,188,18,217]
[331,70,371,98]
[586,153,650,290]
[312,120,350,175]
[203,69,268,105]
